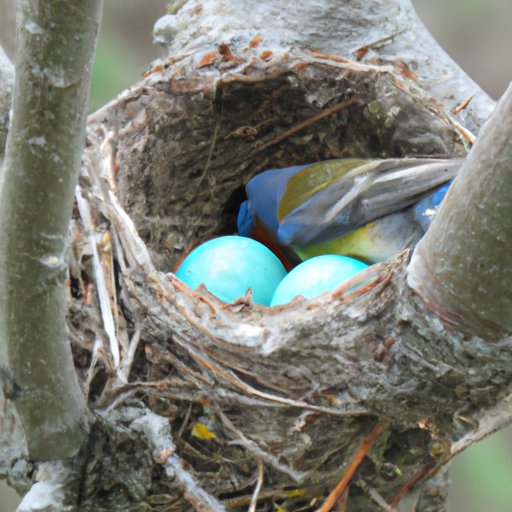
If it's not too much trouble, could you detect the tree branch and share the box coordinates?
[0,0,103,459]
[408,82,512,339]
[154,0,495,132]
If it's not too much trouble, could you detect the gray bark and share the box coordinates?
[0,1,16,60]
[154,0,495,132]
[0,0,102,460]
[409,83,512,339]
[2,1,512,511]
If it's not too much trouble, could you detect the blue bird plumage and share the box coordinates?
[237,158,461,265]
[413,180,453,232]
[238,166,304,235]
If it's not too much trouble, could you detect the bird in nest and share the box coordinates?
[237,157,461,269]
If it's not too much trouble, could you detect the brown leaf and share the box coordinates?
[394,59,418,81]
[197,51,217,68]
[248,34,262,48]
[218,43,244,64]
[143,64,165,78]
[260,50,273,61]
[354,45,369,60]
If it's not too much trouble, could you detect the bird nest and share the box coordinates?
[67,49,476,511]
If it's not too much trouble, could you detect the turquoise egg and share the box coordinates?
[175,236,287,306]
[271,254,368,306]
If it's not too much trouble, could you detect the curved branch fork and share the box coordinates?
[74,40,510,511]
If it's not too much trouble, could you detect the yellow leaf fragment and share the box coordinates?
[191,422,216,440]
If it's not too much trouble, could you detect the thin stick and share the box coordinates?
[75,185,121,369]
[356,479,397,512]
[336,489,349,512]
[217,408,306,482]
[316,421,385,512]
[252,96,360,155]
[389,459,436,508]
[248,460,265,512]
[451,95,473,116]
[133,410,227,512]
[172,335,365,417]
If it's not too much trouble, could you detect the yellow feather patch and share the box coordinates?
[277,159,369,220]
[294,223,375,262]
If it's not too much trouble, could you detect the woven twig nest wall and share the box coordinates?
[91,51,470,270]
[63,5,512,512]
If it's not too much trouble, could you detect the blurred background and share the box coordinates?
[0,1,511,511]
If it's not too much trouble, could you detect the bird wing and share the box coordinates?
[277,158,462,245]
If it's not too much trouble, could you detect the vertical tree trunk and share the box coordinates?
[0,0,103,460]
[408,83,512,339]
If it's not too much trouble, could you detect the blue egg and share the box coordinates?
[175,236,287,306]
[271,254,368,306]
